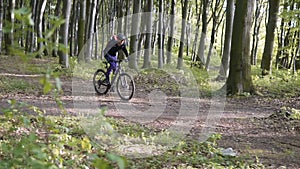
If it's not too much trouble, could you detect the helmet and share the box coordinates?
[117,33,126,41]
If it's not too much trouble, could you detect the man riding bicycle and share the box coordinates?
[103,33,129,84]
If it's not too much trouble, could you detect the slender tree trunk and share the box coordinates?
[78,0,86,61]
[293,31,300,73]
[51,0,62,57]
[151,20,157,55]
[166,0,175,64]
[85,0,91,41]
[276,3,286,69]
[58,0,72,68]
[226,0,255,95]
[261,0,280,76]
[129,0,141,69]
[123,0,130,35]
[251,0,265,65]
[196,0,209,67]
[117,0,124,33]
[142,0,153,68]
[205,0,225,70]
[158,0,164,68]
[4,0,15,55]
[177,0,189,69]
[94,0,102,59]
[69,0,78,57]
[35,0,47,58]
[186,5,192,58]
[25,0,37,53]
[192,0,202,64]
[85,0,97,62]
[217,0,234,80]
[0,0,3,53]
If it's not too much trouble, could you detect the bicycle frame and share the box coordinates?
[108,61,125,88]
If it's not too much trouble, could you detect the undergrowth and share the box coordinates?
[252,66,300,98]
[0,100,263,169]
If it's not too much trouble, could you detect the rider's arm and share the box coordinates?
[121,44,129,58]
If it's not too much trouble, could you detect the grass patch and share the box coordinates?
[0,76,38,94]
[0,101,263,168]
[252,66,300,97]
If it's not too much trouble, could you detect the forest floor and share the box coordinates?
[0,56,300,168]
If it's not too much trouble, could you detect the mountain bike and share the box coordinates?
[93,60,135,100]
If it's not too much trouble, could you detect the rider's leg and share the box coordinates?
[105,61,117,83]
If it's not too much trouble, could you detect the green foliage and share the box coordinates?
[0,76,37,94]
[252,66,300,97]
[0,101,127,169]
[276,107,300,120]
[128,134,263,169]
[13,7,35,26]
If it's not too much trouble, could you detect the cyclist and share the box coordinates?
[103,33,129,84]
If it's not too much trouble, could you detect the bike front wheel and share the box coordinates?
[93,69,110,95]
[116,73,135,100]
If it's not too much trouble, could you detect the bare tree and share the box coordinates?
[35,0,47,58]
[158,0,164,68]
[78,0,86,61]
[70,0,79,57]
[177,0,189,69]
[217,0,234,80]
[261,0,280,76]
[251,0,266,65]
[191,0,202,64]
[166,0,176,64]
[0,0,3,53]
[205,0,225,70]
[129,0,141,69]
[58,0,72,68]
[85,0,97,62]
[4,0,15,55]
[143,0,153,68]
[196,0,210,67]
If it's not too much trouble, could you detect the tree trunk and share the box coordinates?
[205,0,225,70]
[4,0,15,55]
[166,0,175,64]
[0,0,3,53]
[94,0,102,59]
[226,0,255,95]
[51,0,62,57]
[250,0,265,65]
[151,20,157,56]
[78,0,86,61]
[129,0,141,69]
[275,2,286,69]
[191,0,202,64]
[85,0,97,62]
[117,0,124,33]
[69,0,78,57]
[35,0,47,58]
[142,0,153,68]
[196,0,209,67]
[58,0,72,68]
[85,0,91,41]
[177,0,189,69]
[25,0,37,53]
[261,0,280,76]
[158,0,164,68]
[123,0,130,35]
[217,0,234,79]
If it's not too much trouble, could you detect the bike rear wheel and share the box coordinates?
[93,69,110,95]
[116,73,135,100]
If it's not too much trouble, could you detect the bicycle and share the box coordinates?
[93,59,135,100]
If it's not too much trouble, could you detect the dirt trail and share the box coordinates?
[1,71,300,168]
